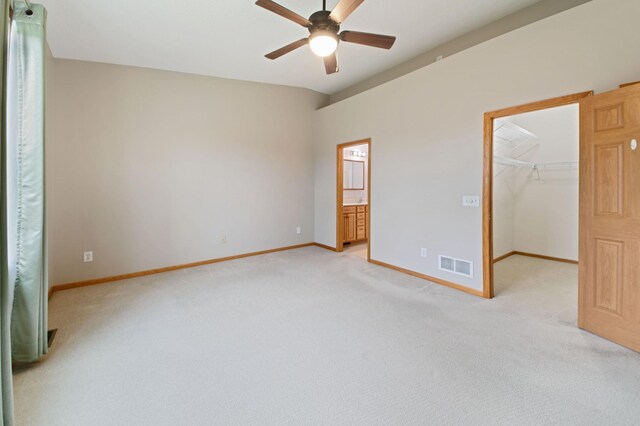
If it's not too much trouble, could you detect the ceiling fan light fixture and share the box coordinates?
[257,0,395,74]
[309,31,338,57]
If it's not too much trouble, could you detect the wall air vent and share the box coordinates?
[438,255,473,278]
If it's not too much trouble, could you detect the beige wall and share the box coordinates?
[329,0,592,104]
[47,60,327,285]
[313,0,640,292]
[47,0,640,292]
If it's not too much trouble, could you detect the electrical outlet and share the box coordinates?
[83,251,93,263]
[462,195,480,207]
[220,235,227,244]
[420,248,428,258]
[296,227,301,234]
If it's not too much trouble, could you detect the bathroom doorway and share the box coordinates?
[336,139,371,260]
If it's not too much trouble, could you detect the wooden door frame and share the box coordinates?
[337,138,371,260]
[482,91,593,299]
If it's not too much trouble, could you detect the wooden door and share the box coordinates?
[580,84,640,352]
[343,215,348,243]
[345,213,356,242]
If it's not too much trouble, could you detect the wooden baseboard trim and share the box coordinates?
[48,287,54,300]
[368,259,484,298]
[514,251,578,264]
[494,251,578,265]
[312,242,337,252]
[493,251,516,263]
[50,243,315,296]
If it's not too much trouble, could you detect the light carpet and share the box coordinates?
[13,249,640,425]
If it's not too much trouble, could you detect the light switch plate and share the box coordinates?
[83,251,93,263]
[463,196,480,207]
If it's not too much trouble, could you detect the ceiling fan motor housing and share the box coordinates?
[308,10,340,35]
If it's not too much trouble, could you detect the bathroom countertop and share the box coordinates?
[343,202,368,207]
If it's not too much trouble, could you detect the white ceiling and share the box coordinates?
[42,0,541,94]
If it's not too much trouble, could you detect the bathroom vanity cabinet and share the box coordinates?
[343,204,367,243]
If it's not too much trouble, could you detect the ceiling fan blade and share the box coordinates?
[265,38,309,60]
[329,0,365,24]
[255,0,311,27]
[340,31,396,49]
[324,53,339,75]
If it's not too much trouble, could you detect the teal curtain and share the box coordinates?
[7,2,47,364]
[0,0,13,423]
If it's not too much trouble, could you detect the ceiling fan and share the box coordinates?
[255,0,396,74]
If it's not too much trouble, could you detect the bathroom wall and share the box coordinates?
[343,144,368,205]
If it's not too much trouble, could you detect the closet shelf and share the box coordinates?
[494,155,578,171]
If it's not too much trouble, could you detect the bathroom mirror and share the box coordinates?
[344,160,365,190]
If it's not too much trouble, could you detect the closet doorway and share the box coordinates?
[336,139,371,260]
[483,86,640,353]
[490,102,581,320]
[482,92,591,299]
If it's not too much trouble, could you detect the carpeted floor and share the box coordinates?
[13,249,640,425]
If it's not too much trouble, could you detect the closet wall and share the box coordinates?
[493,104,579,261]
[492,176,515,259]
